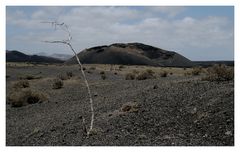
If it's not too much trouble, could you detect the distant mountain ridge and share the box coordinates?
[50,53,72,61]
[65,43,195,67]
[193,61,234,67]
[35,52,72,61]
[7,46,233,67]
[6,50,64,63]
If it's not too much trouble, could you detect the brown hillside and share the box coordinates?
[65,43,194,67]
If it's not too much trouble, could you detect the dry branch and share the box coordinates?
[42,21,94,136]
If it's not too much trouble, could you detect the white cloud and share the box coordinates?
[149,6,186,17]
[6,6,234,60]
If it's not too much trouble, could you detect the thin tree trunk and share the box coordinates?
[67,43,94,135]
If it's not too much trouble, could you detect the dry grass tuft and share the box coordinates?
[203,64,234,81]
[19,75,42,80]
[125,69,143,80]
[87,127,103,136]
[184,72,192,76]
[101,74,106,80]
[136,69,155,80]
[52,78,63,89]
[121,102,139,113]
[119,65,125,69]
[100,71,106,80]
[132,69,140,74]
[192,67,202,76]
[160,71,168,77]
[7,89,48,107]
[146,69,154,75]
[66,71,73,78]
[100,71,105,75]
[13,80,30,89]
[58,71,73,80]
[89,66,96,70]
[125,73,135,80]
[57,74,69,80]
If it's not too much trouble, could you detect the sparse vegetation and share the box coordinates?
[192,66,202,76]
[89,66,96,70]
[136,69,155,80]
[101,74,106,80]
[125,69,155,80]
[58,74,69,80]
[52,78,63,89]
[99,71,106,80]
[19,74,41,80]
[66,71,73,78]
[87,128,103,136]
[110,65,113,71]
[203,64,234,81]
[6,63,234,145]
[125,72,135,80]
[160,71,168,77]
[184,72,192,76]
[121,101,139,113]
[135,72,148,80]
[13,80,30,89]
[146,69,154,75]
[132,69,139,74]
[100,71,105,75]
[7,89,48,107]
[119,65,125,69]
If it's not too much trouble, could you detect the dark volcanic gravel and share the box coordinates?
[6,65,234,146]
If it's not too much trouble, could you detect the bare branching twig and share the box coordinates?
[42,21,94,136]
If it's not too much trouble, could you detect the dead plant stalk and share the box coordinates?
[42,21,94,136]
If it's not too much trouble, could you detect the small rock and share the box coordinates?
[93,92,98,97]
[225,131,232,136]
[88,128,103,136]
[153,85,158,89]
[163,135,171,139]
[203,134,208,138]
[33,127,40,133]
[190,107,197,114]
[138,134,147,140]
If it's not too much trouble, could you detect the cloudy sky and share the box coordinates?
[6,6,234,61]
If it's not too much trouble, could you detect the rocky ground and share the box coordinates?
[6,63,234,146]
